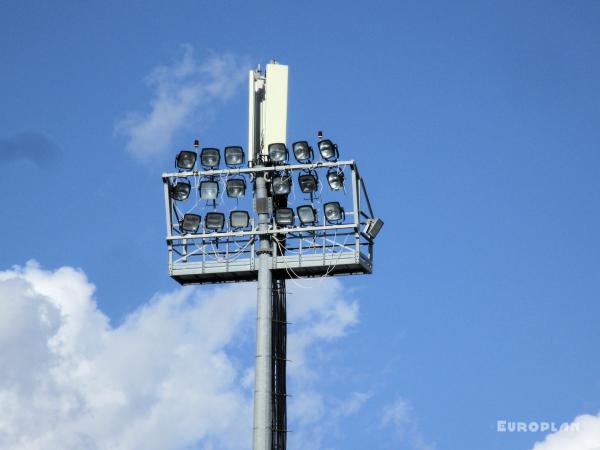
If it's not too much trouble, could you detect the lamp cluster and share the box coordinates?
[267,138,346,228]
[169,138,348,235]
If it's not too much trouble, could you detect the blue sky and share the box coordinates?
[1,1,599,449]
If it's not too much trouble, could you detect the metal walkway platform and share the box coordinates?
[169,250,373,285]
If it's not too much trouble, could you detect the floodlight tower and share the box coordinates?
[161,61,383,450]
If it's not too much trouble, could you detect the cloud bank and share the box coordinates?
[115,46,246,160]
[0,262,359,450]
[531,413,600,450]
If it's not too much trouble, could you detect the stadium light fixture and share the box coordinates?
[230,210,250,229]
[275,208,294,226]
[323,202,345,224]
[226,178,247,198]
[176,150,197,170]
[298,172,318,193]
[326,168,344,191]
[292,140,313,163]
[200,180,219,200]
[297,205,317,225]
[171,178,191,201]
[364,218,384,239]
[200,148,220,169]
[272,174,291,195]
[205,212,225,231]
[225,146,245,166]
[269,143,288,163]
[318,139,338,161]
[180,213,201,233]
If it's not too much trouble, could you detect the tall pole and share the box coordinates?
[253,168,272,450]
[250,62,288,450]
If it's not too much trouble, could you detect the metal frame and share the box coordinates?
[162,160,376,285]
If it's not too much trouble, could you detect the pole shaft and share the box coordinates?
[253,171,272,450]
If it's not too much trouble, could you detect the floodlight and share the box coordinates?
[298,173,318,193]
[200,180,219,200]
[225,146,245,166]
[318,139,338,161]
[326,169,345,191]
[272,174,291,195]
[292,141,313,163]
[297,205,317,225]
[200,148,220,169]
[205,212,225,231]
[364,218,384,239]
[275,208,294,226]
[180,213,201,233]
[176,150,196,170]
[230,210,250,229]
[226,178,246,198]
[268,143,288,163]
[324,202,345,224]
[171,178,191,201]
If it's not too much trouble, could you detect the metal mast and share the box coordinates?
[249,63,289,450]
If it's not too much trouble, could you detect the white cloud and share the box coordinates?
[380,399,435,450]
[335,391,372,417]
[0,262,359,450]
[283,279,360,449]
[115,46,246,160]
[531,413,600,450]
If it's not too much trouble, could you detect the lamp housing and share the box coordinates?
[175,150,197,170]
[205,212,225,231]
[326,169,345,191]
[324,202,345,224]
[275,208,294,226]
[364,218,384,239]
[226,178,246,198]
[298,172,318,194]
[224,146,245,166]
[230,210,250,229]
[297,205,317,225]
[292,140,313,163]
[272,174,291,196]
[180,213,201,233]
[200,148,220,169]
[171,178,191,201]
[268,143,288,164]
[199,180,220,200]
[318,139,338,161]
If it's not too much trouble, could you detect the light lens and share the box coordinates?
[298,173,318,193]
[205,212,225,231]
[275,208,294,226]
[226,178,246,198]
[200,148,220,168]
[272,175,291,195]
[269,143,288,163]
[324,202,344,223]
[176,151,196,170]
[327,169,344,191]
[224,146,244,166]
[181,213,201,233]
[318,139,337,161]
[200,181,219,200]
[230,210,250,229]
[171,179,191,201]
[292,141,312,163]
[297,205,317,225]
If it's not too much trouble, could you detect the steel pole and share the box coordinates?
[253,169,272,450]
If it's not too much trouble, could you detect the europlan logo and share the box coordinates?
[497,420,580,433]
